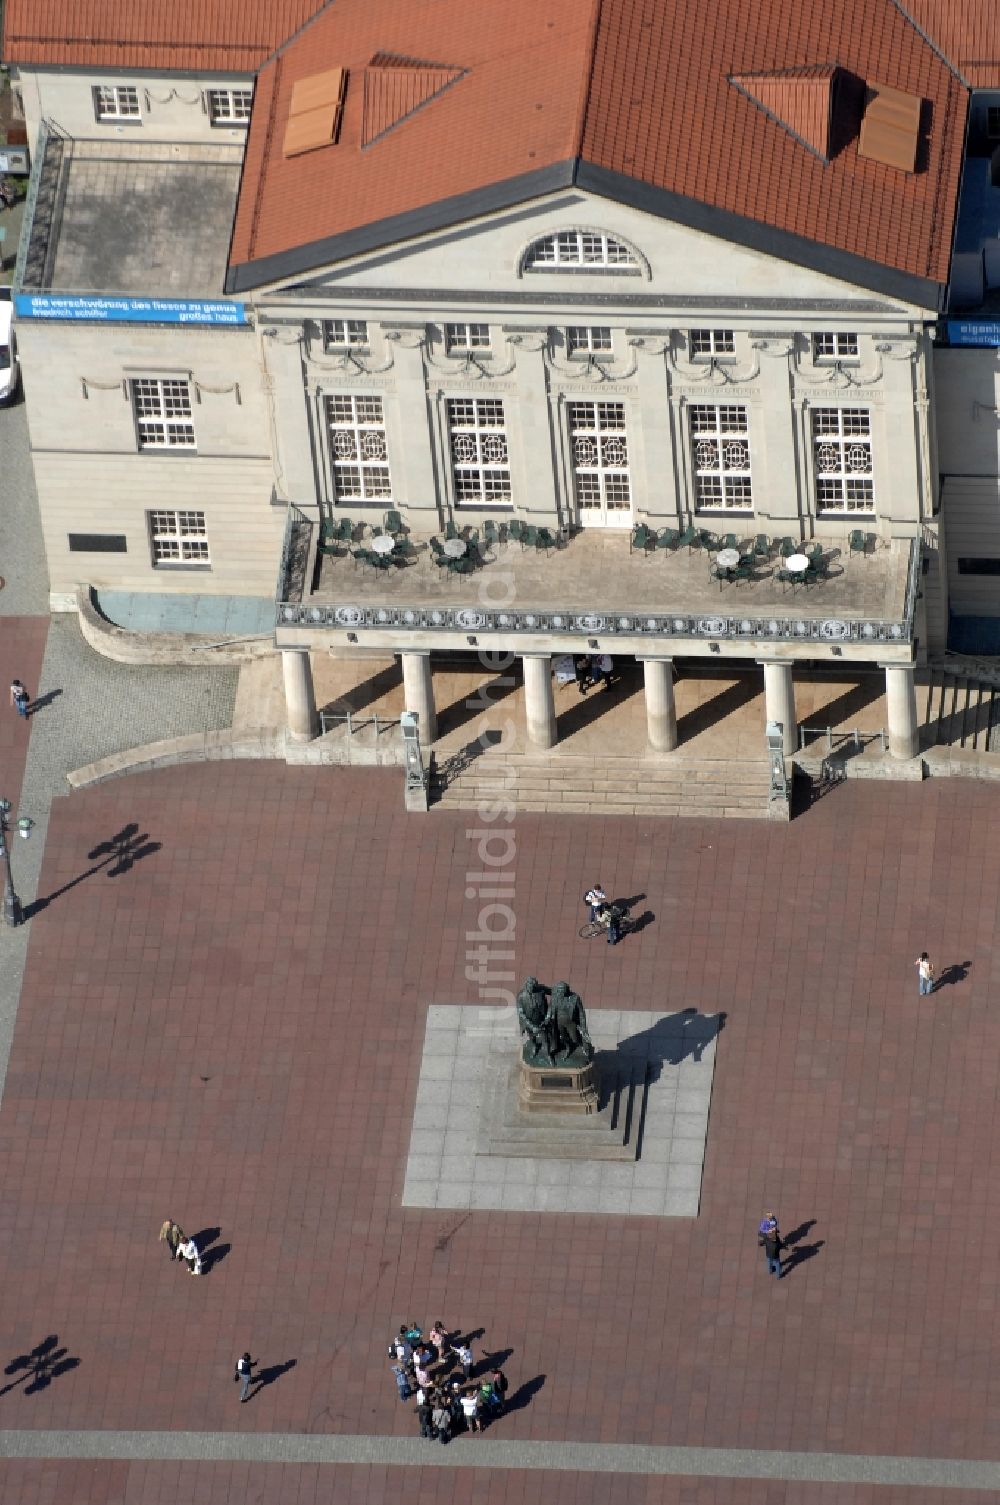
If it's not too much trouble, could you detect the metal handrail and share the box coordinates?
[319,711,401,737]
[798,726,886,753]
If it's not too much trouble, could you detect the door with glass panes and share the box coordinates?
[567,401,633,527]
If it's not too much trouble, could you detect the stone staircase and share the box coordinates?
[923,667,1000,753]
[429,749,776,819]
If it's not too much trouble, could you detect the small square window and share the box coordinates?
[446,323,491,353]
[690,329,735,359]
[207,88,252,125]
[148,509,209,567]
[323,320,369,350]
[566,326,613,357]
[813,332,860,361]
[94,85,141,123]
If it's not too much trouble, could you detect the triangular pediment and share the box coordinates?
[730,64,838,162]
[362,52,467,149]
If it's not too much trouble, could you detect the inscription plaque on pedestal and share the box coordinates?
[519,1058,599,1115]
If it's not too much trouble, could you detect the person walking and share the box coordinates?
[428,1321,450,1365]
[589,653,615,690]
[158,1219,185,1261]
[9,679,29,719]
[758,1212,782,1277]
[391,1362,412,1401]
[178,1234,203,1275]
[574,656,591,695]
[916,952,935,995]
[488,1365,509,1414]
[605,902,622,947]
[234,1352,255,1402]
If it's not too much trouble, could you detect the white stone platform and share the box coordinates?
[402,1005,719,1217]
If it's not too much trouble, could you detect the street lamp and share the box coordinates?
[0,798,34,926]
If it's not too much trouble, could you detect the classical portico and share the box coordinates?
[277,514,921,764]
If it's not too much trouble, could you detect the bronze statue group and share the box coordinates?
[389,1322,509,1443]
[516,976,595,1066]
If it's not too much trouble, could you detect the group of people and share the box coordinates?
[574,654,616,695]
[158,1217,203,1275]
[388,1321,509,1443]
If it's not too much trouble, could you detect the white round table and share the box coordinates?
[716,548,740,570]
[371,534,395,556]
[443,537,467,558]
[786,554,809,574]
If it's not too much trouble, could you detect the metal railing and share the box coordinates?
[798,726,887,754]
[319,711,401,737]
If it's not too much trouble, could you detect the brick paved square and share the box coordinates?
[402,1005,717,1215]
[2,765,1000,1496]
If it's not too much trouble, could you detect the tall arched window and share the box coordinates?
[520,229,645,275]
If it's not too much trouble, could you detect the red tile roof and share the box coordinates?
[900,1,1000,89]
[1,0,327,71]
[230,0,971,300]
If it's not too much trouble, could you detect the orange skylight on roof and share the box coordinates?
[283,66,347,158]
[859,83,922,173]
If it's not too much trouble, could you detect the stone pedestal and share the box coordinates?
[518,1058,599,1115]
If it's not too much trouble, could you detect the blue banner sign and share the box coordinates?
[14,294,247,326]
[947,319,1000,347]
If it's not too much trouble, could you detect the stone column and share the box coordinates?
[640,657,678,752]
[282,648,319,743]
[884,662,919,760]
[522,654,557,749]
[401,651,438,744]
[759,658,797,755]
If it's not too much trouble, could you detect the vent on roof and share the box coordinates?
[283,66,347,159]
[729,65,838,162]
[858,83,921,173]
[362,51,465,148]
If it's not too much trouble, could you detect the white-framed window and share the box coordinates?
[813,332,860,361]
[93,84,141,122]
[323,319,369,350]
[525,231,638,270]
[568,402,631,512]
[148,510,210,566]
[326,394,391,503]
[446,323,490,353]
[689,405,753,510]
[131,378,195,450]
[447,398,511,506]
[690,329,735,359]
[566,326,613,357]
[812,408,874,512]
[207,88,252,125]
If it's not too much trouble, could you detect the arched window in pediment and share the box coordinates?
[519,229,647,277]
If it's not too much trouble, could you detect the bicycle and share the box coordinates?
[578,904,631,940]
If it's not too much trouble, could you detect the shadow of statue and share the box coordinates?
[593,1008,725,1118]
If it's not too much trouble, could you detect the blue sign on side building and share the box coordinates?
[14,294,247,326]
[946,319,1000,347]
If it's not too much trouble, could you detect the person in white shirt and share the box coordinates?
[460,1388,482,1434]
[916,952,935,995]
[178,1236,202,1275]
[455,1341,473,1379]
[584,884,608,922]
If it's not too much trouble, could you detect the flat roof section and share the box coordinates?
[21,140,243,296]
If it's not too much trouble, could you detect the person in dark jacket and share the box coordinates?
[758,1211,783,1277]
[417,1401,435,1439]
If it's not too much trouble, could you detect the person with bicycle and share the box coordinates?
[583,884,622,946]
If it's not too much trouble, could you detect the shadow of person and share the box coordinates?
[248,1359,296,1398]
[627,909,655,936]
[27,688,63,716]
[200,1243,231,1274]
[192,1227,221,1250]
[781,1219,816,1248]
[474,1345,514,1378]
[502,1374,545,1414]
[781,1239,825,1278]
[613,892,646,911]
[936,961,972,989]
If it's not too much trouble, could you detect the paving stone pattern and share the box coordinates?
[2,765,1000,1491]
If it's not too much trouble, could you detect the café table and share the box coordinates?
[371,534,396,556]
[715,548,740,571]
[443,537,467,558]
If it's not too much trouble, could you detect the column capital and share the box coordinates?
[877,659,916,672]
[635,654,675,664]
[755,656,796,667]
